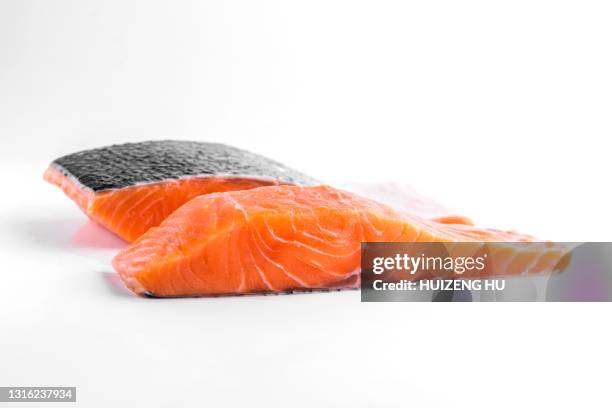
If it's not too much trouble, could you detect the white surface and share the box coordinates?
[1,0,612,406]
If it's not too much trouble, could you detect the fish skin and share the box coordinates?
[50,140,318,191]
[112,185,568,297]
[44,141,317,242]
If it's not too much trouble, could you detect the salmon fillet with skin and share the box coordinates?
[112,185,568,297]
[44,141,317,242]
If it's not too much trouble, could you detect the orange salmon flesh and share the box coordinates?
[44,165,284,242]
[112,185,568,297]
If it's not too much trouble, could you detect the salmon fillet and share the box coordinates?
[112,185,568,297]
[44,141,316,242]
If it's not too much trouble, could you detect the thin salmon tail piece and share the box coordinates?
[112,185,569,298]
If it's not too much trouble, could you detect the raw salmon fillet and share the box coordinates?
[112,185,568,297]
[44,141,316,242]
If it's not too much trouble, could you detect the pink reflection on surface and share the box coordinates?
[71,220,127,250]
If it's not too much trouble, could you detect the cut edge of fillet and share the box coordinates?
[43,164,96,215]
[44,163,295,242]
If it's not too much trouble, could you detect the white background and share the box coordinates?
[1,1,611,407]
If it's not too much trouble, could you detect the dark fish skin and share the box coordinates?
[51,140,318,192]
